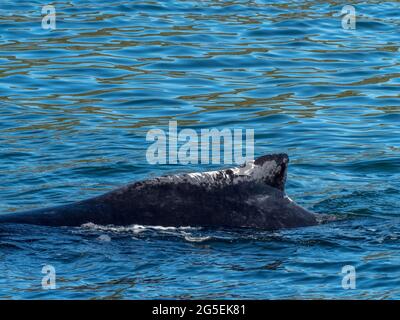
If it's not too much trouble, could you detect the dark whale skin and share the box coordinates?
[0,154,317,230]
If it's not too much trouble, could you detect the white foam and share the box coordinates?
[80,223,206,243]
[183,235,211,242]
[81,222,199,233]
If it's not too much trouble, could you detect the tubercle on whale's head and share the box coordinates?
[245,153,289,191]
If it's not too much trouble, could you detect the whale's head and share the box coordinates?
[234,153,289,191]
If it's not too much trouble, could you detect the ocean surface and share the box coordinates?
[0,0,399,299]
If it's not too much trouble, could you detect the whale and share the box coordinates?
[0,154,318,230]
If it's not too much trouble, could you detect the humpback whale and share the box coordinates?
[0,154,318,230]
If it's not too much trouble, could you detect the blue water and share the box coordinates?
[1,0,400,299]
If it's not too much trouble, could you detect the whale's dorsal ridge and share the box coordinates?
[156,153,289,191]
[251,153,289,191]
[235,153,289,191]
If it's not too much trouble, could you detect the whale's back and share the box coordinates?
[0,154,318,230]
